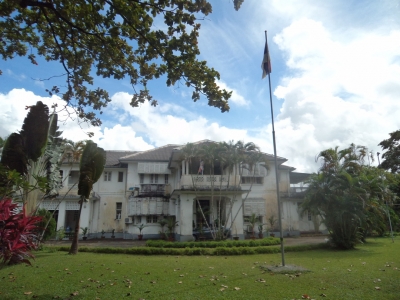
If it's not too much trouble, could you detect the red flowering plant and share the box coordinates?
[0,198,42,265]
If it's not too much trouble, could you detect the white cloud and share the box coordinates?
[0,89,252,153]
[0,88,102,141]
[107,92,249,146]
[268,18,400,172]
[217,81,249,107]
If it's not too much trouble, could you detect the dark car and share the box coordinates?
[192,226,231,240]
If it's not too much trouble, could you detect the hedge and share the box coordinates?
[51,243,329,256]
[145,237,280,248]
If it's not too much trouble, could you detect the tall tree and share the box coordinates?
[69,141,105,255]
[379,130,400,173]
[0,0,232,126]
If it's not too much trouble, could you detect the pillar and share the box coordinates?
[228,197,245,239]
[178,194,194,241]
[57,200,66,230]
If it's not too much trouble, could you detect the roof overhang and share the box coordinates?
[289,172,312,184]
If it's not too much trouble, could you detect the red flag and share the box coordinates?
[261,39,272,79]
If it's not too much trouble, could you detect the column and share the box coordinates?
[57,200,66,230]
[229,197,245,239]
[181,160,185,176]
[178,194,194,242]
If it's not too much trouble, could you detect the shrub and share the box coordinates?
[0,198,42,265]
[145,238,280,249]
[35,208,57,241]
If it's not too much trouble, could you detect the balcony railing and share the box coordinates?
[280,187,307,199]
[179,175,241,191]
[135,184,170,198]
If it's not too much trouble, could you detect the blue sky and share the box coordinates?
[1,0,400,172]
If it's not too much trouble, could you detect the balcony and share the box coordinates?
[135,184,170,198]
[280,187,307,199]
[127,197,170,216]
[179,175,241,191]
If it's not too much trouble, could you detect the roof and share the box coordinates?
[279,165,296,171]
[105,151,138,167]
[120,144,181,162]
[289,172,312,184]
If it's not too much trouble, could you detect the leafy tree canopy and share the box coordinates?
[303,144,395,249]
[379,130,400,173]
[0,0,233,126]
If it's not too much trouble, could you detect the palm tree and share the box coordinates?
[62,140,86,164]
[69,141,105,254]
[303,144,389,249]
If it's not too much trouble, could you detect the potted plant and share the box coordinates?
[81,227,88,240]
[56,227,65,241]
[111,229,115,238]
[158,218,168,240]
[232,225,239,240]
[268,215,277,237]
[257,224,265,239]
[134,224,147,240]
[166,217,178,241]
[248,213,259,239]
[101,229,106,239]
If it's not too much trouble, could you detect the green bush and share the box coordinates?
[35,208,57,241]
[51,241,329,256]
[145,237,280,248]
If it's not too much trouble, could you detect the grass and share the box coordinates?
[0,238,399,299]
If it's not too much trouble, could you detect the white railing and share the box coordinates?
[179,175,241,190]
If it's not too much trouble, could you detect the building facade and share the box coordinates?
[40,140,320,241]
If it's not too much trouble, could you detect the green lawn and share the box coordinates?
[1,238,399,299]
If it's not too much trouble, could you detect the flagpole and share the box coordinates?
[264,30,285,266]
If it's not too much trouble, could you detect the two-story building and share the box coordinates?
[39,140,319,241]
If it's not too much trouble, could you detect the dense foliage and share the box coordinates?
[35,208,57,241]
[0,101,65,214]
[379,129,400,173]
[69,141,105,254]
[303,144,396,249]
[0,0,232,126]
[146,237,280,248]
[55,243,327,256]
[0,198,41,265]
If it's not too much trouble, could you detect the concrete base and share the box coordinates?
[177,234,195,242]
[262,264,310,274]
[268,231,301,238]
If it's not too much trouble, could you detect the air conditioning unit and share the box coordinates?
[125,217,133,224]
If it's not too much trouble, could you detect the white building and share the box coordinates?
[40,140,320,241]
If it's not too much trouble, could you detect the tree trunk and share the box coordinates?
[69,197,84,254]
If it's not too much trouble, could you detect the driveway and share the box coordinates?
[46,236,327,249]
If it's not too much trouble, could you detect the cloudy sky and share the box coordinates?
[1,0,400,172]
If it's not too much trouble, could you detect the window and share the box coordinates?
[164,174,169,184]
[140,174,144,184]
[116,202,122,219]
[150,174,154,183]
[241,177,263,184]
[104,171,112,181]
[146,215,158,223]
[118,171,123,182]
[135,216,141,224]
[154,174,158,184]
